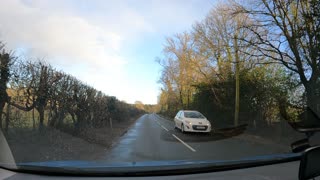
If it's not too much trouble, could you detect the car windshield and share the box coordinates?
[0,0,319,174]
[184,112,205,119]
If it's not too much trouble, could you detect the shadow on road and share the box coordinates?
[161,124,248,143]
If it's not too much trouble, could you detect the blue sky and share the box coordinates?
[0,0,215,104]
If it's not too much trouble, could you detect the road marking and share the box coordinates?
[153,115,196,152]
[172,134,196,152]
[161,125,169,132]
[155,120,169,132]
[154,114,164,121]
[154,116,169,132]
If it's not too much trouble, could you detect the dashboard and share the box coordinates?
[0,161,300,180]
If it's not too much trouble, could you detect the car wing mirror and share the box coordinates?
[299,146,320,180]
[292,138,310,153]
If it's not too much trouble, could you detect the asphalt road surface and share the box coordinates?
[105,114,290,163]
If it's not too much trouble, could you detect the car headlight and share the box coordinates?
[185,120,192,125]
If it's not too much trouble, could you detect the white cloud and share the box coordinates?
[121,0,214,35]
[0,0,129,69]
[0,0,213,104]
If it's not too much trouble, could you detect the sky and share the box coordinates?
[0,0,215,104]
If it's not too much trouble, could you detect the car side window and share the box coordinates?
[180,112,184,118]
[176,111,180,118]
[177,111,181,118]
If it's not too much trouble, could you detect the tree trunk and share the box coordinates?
[74,111,84,133]
[0,102,4,129]
[278,98,289,121]
[48,106,53,126]
[5,101,10,133]
[187,89,190,109]
[57,111,65,128]
[48,108,57,127]
[234,35,240,126]
[32,108,35,130]
[38,106,45,130]
[179,89,184,109]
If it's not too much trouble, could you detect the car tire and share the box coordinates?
[181,124,185,133]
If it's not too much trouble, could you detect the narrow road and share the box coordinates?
[105,114,289,162]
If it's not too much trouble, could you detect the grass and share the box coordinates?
[4,115,140,163]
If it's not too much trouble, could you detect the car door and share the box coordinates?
[179,111,185,126]
[174,111,182,127]
[177,111,183,128]
[174,111,179,127]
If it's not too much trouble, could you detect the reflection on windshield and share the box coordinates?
[0,0,319,171]
[184,112,205,119]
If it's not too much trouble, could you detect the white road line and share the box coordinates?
[154,114,163,121]
[161,125,169,132]
[172,134,196,152]
[154,115,196,152]
[155,120,169,132]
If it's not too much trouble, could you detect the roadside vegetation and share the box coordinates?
[0,43,144,161]
[0,46,144,133]
[157,0,319,142]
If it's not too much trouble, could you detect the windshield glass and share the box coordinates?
[0,0,319,174]
[184,112,205,119]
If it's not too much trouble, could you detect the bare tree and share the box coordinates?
[160,32,201,109]
[9,61,60,130]
[234,0,320,117]
[192,4,258,125]
[0,44,143,132]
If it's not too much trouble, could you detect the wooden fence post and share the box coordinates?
[110,118,113,137]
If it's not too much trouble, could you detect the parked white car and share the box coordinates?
[174,110,212,133]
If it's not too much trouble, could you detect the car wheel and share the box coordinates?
[181,124,185,133]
